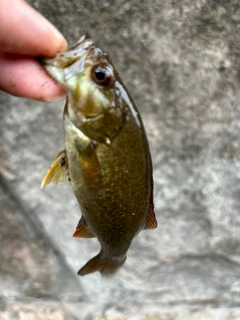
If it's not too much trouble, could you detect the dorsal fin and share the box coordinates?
[73,216,95,238]
[144,204,157,229]
[144,174,157,229]
[41,150,69,189]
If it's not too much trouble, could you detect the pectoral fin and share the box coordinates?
[73,216,95,238]
[41,150,69,189]
[75,140,102,192]
[144,205,157,229]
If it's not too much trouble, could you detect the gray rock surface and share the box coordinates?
[1,0,240,318]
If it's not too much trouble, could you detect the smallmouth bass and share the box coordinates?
[41,33,157,276]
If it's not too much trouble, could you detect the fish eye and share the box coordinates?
[92,66,112,86]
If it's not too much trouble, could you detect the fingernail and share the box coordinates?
[46,21,68,49]
[34,9,68,51]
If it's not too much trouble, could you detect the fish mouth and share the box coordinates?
[42,32,94,69]
[38,32,95,85]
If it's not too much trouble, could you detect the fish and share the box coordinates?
[41,32,157,276]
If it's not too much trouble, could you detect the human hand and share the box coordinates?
[0,0,67,101]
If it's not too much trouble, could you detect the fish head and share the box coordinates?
[42,32,127,144]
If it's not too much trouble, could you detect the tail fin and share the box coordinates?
[78,252,126,276]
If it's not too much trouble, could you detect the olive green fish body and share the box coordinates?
[41,33,157,276]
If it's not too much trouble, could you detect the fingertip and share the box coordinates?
[0,0,68,57]
[43,17,68,55]
[0,53,66,101]
[35,10,68,56]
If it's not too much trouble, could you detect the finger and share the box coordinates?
[0,53,66,101]
[0,0,67,57]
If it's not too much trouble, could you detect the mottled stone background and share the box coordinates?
[1,0,240,319]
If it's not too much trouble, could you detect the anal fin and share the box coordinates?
[41,149,69,189]
[73,216,95,238]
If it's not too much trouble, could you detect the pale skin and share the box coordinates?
[0,0,68,101]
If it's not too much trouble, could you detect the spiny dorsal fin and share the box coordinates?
[144,205,157,229]
[41,149,69,189]
[73,216,95,238]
